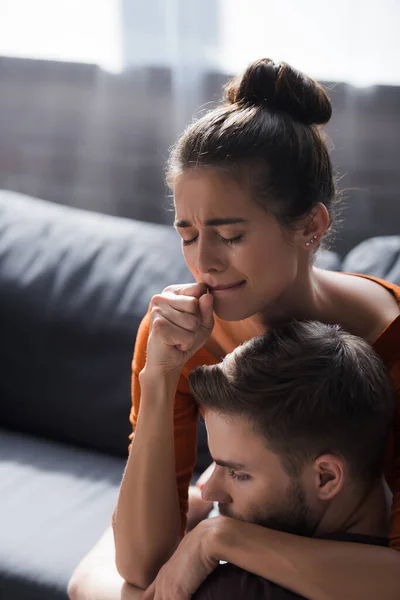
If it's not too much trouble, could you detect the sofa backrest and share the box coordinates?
[0,191,192,456]
[342,236,400,285]
[4,191,399,458]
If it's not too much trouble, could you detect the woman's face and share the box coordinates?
[174,169,305,321]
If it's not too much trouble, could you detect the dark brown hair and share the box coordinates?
[189,321,395,484]
[167,58,339,242]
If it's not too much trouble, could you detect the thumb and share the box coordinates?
[199,291,214,331]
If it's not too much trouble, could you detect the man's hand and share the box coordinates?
[143,283,214,377]
[141,518,220,600]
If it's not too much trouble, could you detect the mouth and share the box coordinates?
[218,503,229,517]
[208,280,246,292]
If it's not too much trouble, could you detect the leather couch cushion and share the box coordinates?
[0,191,192,456]
[342,236,400,285]
[0,428,124,600]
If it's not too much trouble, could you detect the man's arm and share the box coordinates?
[68,527,145,600]
[211,517,400,600]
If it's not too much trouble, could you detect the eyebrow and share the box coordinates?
[214,458,247,470]
[174,218,248,228]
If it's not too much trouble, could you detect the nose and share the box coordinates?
[195,237,226,275]
[201,466,232,504]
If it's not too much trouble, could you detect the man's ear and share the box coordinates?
[312,454,345,501]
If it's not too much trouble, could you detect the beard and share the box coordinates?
[218,479,319,537]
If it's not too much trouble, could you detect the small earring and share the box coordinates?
[305,235,318,247]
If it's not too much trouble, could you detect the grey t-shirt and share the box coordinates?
[193,532,388,600]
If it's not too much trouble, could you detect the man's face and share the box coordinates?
[203,410,320,537]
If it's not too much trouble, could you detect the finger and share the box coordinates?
[153,584,163,600]
[142,581,156,600]
[163,282,207,299]
[150,316,196,351]
[150,302,200,333]
[199,291,214,331]
[152,293,200,318]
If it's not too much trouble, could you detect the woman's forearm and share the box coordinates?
[212,517,400,600]
[113,369,181,589]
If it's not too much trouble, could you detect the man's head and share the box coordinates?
[189,321,395,537]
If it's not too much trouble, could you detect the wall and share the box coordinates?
[1,56,399,255]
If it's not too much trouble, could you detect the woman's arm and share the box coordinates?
[113,369,182,589]
[187,485,214,532]
[113,284,214,589]
[67,527,146,600]
[211,517,400,600]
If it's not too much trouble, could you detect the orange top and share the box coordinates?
[129,275,400,549]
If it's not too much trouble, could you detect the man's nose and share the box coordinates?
[201,468,232,504]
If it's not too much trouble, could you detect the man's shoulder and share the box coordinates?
[193,532,388,600]
[193,563,304,600]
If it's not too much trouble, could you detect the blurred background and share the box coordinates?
[0,0,399,254]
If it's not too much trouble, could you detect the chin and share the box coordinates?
[212,294,264,322]
[212,299,254,321]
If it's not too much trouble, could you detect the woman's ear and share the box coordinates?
[300,203,330,249]
[312,454,345,501]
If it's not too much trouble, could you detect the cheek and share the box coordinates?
[182,246,200,279]
[231,481,267,511]
[242,234,298,280]
[182,245,192,268]
[235,476,289,515]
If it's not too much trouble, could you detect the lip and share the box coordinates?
[208,280,246,292]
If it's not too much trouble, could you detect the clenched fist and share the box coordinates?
[144,282,214,377]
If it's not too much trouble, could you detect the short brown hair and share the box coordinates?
[167,58,339,245]
[189,321,395,484]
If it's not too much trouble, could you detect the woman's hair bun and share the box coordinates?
[224,58,332,126]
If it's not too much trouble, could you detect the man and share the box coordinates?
[146,321,395,600]
[70,321,395,600]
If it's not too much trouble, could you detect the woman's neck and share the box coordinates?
[254,265,327,328]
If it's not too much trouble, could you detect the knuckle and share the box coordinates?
[151,305,162,316]
[150,306,163,324]
[151,315,165,332]
[162,284,178,294]
[150,293,164,308]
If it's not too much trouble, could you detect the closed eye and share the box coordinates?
[182,236,198,246]
[218,234,243,245]
[229,469,251,482]
[182,234,243,247]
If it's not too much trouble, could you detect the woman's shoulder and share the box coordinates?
[339,273,400,365]
[344,273,400,304]
[324,271,400,344]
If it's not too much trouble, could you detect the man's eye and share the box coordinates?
[229,469,250,482]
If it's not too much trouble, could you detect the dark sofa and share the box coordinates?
[1,190,399,600]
